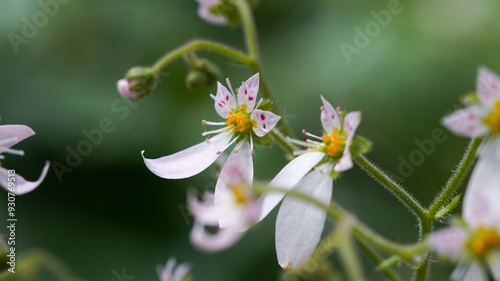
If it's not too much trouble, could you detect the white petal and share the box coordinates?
[237,73,260,112]
[172,262,191,281]
[250,110,281,137]
[258,151,324,221]
[426,226,467,259]
[487,251,500,280]
[334,111,361,172]
[141,133,231,179]
[275,166,333,268]
[214,82,236,118]
[0,161,50,195]
[190,222,244,253]
[320,96,341,133]
[451,262,487,281]
[0,124,35,153]
[463,137,500,228]
[215,141,253,228]
[441,106,488,138]
[477,66,500,106]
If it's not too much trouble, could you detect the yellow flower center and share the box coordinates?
[322,128,347,158]
[230,183,248,205]
[483,100,500,132]
[225,105,257,133]
[464,225,499,257]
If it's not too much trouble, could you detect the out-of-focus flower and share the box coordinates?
[427,152,500,280]
[195,0,239,26]
[157,258,192,281]
[188,141,259,252]
[0,125,49,195]
[443,67,500,140]
[257,96,362,269]
[142,73,280,180]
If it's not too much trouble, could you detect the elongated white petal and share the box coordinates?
[237,73,259,112]
[0,125,35,153]
[477,66,500,106]
[250,109,281,137]
[487,251,500,280]
[441,106,488,138]
[451,262,487,281]
[463,137,500,228]
[426,226,467,259]
[258,151,324,221]
[215,141,253,228]
[320,96,341,133]
[190,222,244,253]
[214,82,236,118]
[0,161,50,195]
[334,111,361,172]
[275,166,333,269]
[142,133,231,179]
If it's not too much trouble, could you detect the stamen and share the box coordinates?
[249,134,254,154]
[217,136,240,155]
[0,137,18,146]
[255,98,264,109]
[286,137,317,148]
[306,139,320,144]
[1,147,25,156]
[210,94,233,112]
[201,125,234,137]
[320,105,325,111]
[232,149,238,153]
[302,130,323,141]
[226,78,237,98]
[292,150,310,156]
[205,139,210,143]
[202,120,227,126]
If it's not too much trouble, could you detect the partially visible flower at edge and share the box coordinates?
[258,96,362,269]
[0,124,50,195]
[141,73,280,180]
[188,141,259,252]
[157,258,192,281]
[426,143,500,280]
[195,0,240,26]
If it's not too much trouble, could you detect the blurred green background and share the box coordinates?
[1,0,500,280]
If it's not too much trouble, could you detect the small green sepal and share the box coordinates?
[252,132,273,147]
[349,135,372,158]
[125,66,157,100]
[257,99,273,111]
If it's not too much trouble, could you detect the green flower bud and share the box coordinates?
[185,59,221,91]
[117,66,157,100]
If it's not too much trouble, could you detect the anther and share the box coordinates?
[320,106,325,111]
[202,120,207,125]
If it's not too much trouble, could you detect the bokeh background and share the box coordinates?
[1,0,500,280]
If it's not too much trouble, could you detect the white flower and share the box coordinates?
[257,96,361,268]
[188,141,259,252]
[0,124,50,195]
[427,154,500,280]
[157,258,191,281]
[142,73,280,180]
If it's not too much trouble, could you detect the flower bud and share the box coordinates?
[185,59,221,91]
[117,67,157,100]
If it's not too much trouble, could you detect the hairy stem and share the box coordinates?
[337,221,366,281]
[356,239,404,281]
[427,138,482,218]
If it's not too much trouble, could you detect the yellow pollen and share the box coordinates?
[464,225,499,257]
[225,108,253,133]
[322,128,347,158]
[231,183,248,205]
[483,100,500,132]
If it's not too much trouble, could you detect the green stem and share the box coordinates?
[337,222,366,281]
[413,221,432,281]
[427,138,482,218]
[355,155,426,220]
[151,39,251,73]
[356,239,403,281]
[269,129,298,155]
[256,186,428,259]
[234,0,295,138]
